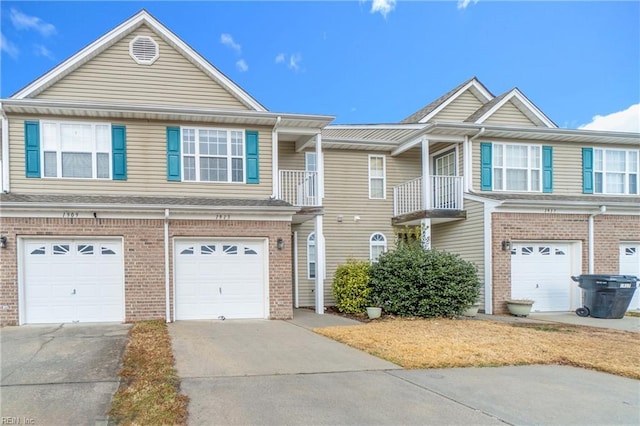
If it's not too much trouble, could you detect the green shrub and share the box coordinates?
[370,244,480,318]
[332,259,372,314]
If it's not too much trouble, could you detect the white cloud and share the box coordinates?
[220,33,241,54]
[34,44,55,60]
[457,0,479,10]
[1,33,19,58]
[288,53,302,71]
[275,53,285,64]
[579,104,640,133]
[236,59,248,72]
[370,0,397,18]
[10,8,56,37]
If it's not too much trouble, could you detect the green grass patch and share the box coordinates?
[109,320,189,425]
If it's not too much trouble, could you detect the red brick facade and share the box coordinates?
[0,217,292,326]
[492,213,640,314]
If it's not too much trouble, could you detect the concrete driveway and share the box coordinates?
[0,323,130,425]
[169,311,640,425]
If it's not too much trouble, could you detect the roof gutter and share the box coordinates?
[0,103,9,193]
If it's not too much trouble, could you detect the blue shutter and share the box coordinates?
[480,142,492,191]
[582,148,593,194]
[112,125,127,180]
[24,121,41,178]
[245,130,259,184]
[167,127,181,181]
[542,146,553,193]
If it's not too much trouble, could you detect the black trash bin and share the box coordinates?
[571,275,638,319]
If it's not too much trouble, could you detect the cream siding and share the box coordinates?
[431,199,485,304]
[294,147,422,307]
[36,26,249,110]
[428,91,485,123]
[482,101,537,127]
[8,116,272,198]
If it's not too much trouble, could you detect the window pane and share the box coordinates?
[506,169,527,191]
[306,153,317,172]
[606,150,625,172]
[595,172,603,193]
[493,145,503,167]
[44,151,57,177]
[200,157,227,181]
[231,131,243,156]
[594,149,603,170]
[606,173,624,194]
[370,178,384,198]
[199,130,227,156]
[506,145,528,168]
[183,156,196,181]
[369,157,383,177]
[183,129,195,155]
[231,158,243,182]
[493,168,503,190]
[531,170,540,191]
[371,245,384,262]
[62,152,92,178]
[629,152,638,173]
[530,146,541,168]
[95,125,110,152]
[629,174,637,194]
[42,123,58,150]
[97,153,109,178]
[61,124,92,152]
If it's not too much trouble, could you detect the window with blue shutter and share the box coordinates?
[25,121,41,178]
[112,125,127,180]
[542,146,553,193]
[245,130,259,184]
[167,127,181,181]
[582,148,593,194]
[480,142,492,191]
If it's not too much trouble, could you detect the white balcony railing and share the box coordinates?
[393,175,463,216]
[279,170,319,207]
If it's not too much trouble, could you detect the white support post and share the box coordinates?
[420,218,431,250]
[316,132,324,201]
[463,136,471,193]
[1,108,10,193]
[314,214,325,314]
[421,137,430,210]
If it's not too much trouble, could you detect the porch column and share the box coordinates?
[271,118,281,199]
[316,132,324,201]
[314,214,325,314]
[421,137,430,210]
[421,218,431,250]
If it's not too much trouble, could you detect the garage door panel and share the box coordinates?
[620,244,640,311]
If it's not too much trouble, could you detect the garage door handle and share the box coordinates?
[71,289,76,295]
[219,287,222,295]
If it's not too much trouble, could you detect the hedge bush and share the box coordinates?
[332,259,372,314]
[370,244,480,318]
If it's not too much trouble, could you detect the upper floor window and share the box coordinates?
[369,155,386,199]
[492,143,541,192]
[594,149,638,195]
[307,232,316,280]
[41,121,111,179]
[370,233,387,262]
[182,127,244,183]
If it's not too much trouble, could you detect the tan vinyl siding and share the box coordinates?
[8,116,272,198]
[483,101,537,126]
[295,147,422,307]
[278,141,305,171]
[36,25,249,109]
[429,91,485,123]
[432,199,485,304]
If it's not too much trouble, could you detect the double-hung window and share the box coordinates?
[42,121,111,179]
[593,149,638,194]
[369,155,386,199]
[182,127,244,182]
[492,143,541,191]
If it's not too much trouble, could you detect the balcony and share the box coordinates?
[279,170,319,207]
[393,176,465,224]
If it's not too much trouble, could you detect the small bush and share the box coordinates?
[332,259,372,313]
[370,244,480,318]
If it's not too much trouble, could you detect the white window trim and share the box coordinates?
[40,120,112,180]
[369,232,387,262]
[307,232,316,280]
[181,126,246,184]
[129,35,159,65]
[368,154,386,199]
[593,148,639,195]
[492,142,542,192]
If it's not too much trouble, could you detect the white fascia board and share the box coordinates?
[418,79,494,124]
[326,124,425,130]
[475,89,557,128]
[392,132,463,156]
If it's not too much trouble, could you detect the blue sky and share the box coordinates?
[1,1,638,131]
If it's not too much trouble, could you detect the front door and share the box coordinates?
[432,149,457,209]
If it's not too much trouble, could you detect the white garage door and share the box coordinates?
[22,239,124,324]
[511,242,575,312]
[175,239,266,320]
[620,243,640,311]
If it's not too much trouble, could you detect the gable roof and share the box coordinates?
[11,10,266,111]
[400,77,493,124]
[464,88,557,128]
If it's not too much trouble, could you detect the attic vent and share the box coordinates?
[129,36,159,65]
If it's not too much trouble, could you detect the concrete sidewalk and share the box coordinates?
[169,311,640,426]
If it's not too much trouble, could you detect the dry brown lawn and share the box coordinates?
[314,318,640,379]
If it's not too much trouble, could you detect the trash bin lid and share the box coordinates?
[574,274,638,282]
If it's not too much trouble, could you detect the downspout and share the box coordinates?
[1,104,9,193]
[164,208,171,323]
[588,205,606,274]
[272,116,282,199]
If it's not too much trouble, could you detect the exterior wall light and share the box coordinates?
[501,240,511,251]
[0,236,7,249]
[276,238,285,250]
